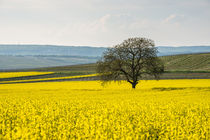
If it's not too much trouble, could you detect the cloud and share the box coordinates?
[99,14,111,32]
[162,14,185,25]
[0,0,209,46]
[163,14,177,23]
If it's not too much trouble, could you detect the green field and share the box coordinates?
[161,53,210,72]
[0,53,210,83]
[31,53,210,72]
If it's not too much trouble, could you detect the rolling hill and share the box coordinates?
[29,52,210,80]
[160,53,210,72]
[0,45,210,70]
[4,53,210,72]
[0,44,210,56]
[0,55,99,70]
[0,53,209,83]
[0,45,106,56]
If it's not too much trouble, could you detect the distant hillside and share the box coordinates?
[0,44,210,56]
[7,53,210,72]
[0,55,99,70]
[157,46,210,56]
[161,53,210,72]
[1,53,209,80]
[0,45,106,56]
[0,45,210,70]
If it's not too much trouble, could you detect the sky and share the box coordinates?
[0,0,210,47]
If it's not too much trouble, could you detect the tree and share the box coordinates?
[96,37,164,89]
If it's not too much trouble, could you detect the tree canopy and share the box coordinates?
[96,37,164,89]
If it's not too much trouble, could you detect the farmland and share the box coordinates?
[0,53,209,139]
[1,0,210,139]
[2,53,209,81]
[25,52,210,73]
[0,79,209,139]
[0,53,210,84]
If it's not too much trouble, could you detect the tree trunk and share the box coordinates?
[132,83,136,89]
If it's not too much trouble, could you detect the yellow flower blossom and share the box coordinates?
[0,79,209,139]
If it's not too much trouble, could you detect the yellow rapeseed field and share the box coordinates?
[0,79,209,139]
[0,72,54,79]
[0,74,97,83]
